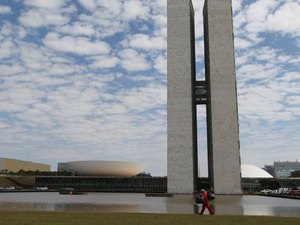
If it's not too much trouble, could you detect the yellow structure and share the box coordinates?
[0,158,50,173]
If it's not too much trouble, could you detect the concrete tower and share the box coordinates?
[203,0,242,194]
[167,0,241,195]
[167,0,198,194]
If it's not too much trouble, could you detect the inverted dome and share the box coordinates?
[241,164,273,178]
[66,160,149,176]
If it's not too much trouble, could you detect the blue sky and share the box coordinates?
[0,0,299,176]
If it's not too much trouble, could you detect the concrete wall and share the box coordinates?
[203,0,242,194]
[167,0,198,194]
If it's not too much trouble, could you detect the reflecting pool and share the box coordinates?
[0,192,299,217]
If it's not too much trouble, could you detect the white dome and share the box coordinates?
[241,164,273,178]
[66,160,149,176]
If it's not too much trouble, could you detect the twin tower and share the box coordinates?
[167,0,242,194]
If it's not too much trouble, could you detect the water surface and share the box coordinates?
[0,192,299,217]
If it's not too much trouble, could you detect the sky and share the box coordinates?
[0,0,299,176]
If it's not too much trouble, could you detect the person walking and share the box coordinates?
[199,189,214,215]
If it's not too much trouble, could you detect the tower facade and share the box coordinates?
[167,0,241,194]
[203,0,242,194]
[167,0,198,194]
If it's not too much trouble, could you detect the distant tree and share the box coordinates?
[18,169,25,175]
[0,169,8,174]
[136,172,152,177]
[290,170,300,177]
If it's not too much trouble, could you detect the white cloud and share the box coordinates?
[234,37,252,50]
[76,0,97,11]
[96,0,122,15]
[245,0,279,24]
[77,0,123,15]
[232,0,281,43]
[77,11,126,38]
[0,64,25,76]
[123,0,150,20]
[233,10,247,31]
[57,22,95,36]
[125,34,166,50]
[238,85,289,122]
[19,44,52,70]
[0,0,299,176]
[154,55,167,75]
[0,5,11,14]
[192,0,204,39]
[90,56,120,69]
[195,39,204,61]
[24,0,66,9]
[266,1,300,36]
[43,32,111,55]
[19,9,70,27]
[286,95,300,105]
[119,49,151,72]
[0,39,15,59]
[119,83,166,113]
[192,0,204,12]
[232,0,243,14]
[152,14,167,38]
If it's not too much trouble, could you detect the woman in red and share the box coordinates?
[199,189,214,215]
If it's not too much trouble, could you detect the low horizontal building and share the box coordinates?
[36,176,167,193]
[0,158,50,173]
[35,176,300,193]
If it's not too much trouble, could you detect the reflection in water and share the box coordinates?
[213,195,243,215]
[241,195,300,217]
[0,192,299,217]
[165,194,195,214]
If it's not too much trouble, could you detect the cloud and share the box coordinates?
[266,1,300,36]
[0,5,11,14]
[232,0,243,14]
[76,0,97,11]
[234,37,252,50]
[119,49,151,72]
[234,1,300,47]
[43,32,111,55]
[57,22,95,37]
[0,0,299,176]
[123,0,150,20]
[0,64,25,76]
[0,38,15,59]
[19,9,70,27]
[90,56,120,69]
[152,14,167,38]
[153,55,167,75]
[77,0,123,15]
[125,34,166,50]
[24,0,67,9]
[120,83,166,112]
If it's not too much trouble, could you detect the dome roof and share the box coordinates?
[65,160,149,176]
[241,164,273,178]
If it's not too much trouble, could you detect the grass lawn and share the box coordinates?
[0,211,299,225]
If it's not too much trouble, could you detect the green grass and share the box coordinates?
[0,211,299,225]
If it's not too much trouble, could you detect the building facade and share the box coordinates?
[167,0,241,194]
[0,158,50,173]
[167,0,198,194]
[274,161,300,178]
[203,0,241,195]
